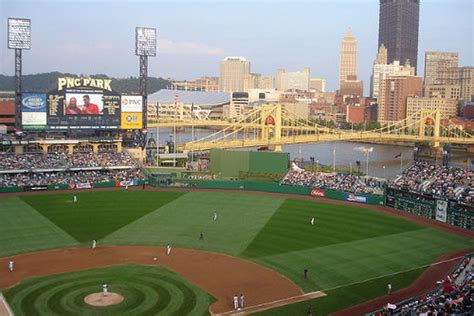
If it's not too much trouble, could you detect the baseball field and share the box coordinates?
[0,189,473,315]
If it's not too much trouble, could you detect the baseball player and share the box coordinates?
[102,283,108,296]
[199,232,203,241]
[125,183,129,191]
[214,212,217,221]
[92,240,97,249]
[8,260,14,272]
[310,217,315,225]
[73,195,77,203]
[387,283,392,294]
[240,294,245,309]
[233,294,239,310]
[167,243,172,255]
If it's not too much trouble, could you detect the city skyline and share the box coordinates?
[1,0,472,92]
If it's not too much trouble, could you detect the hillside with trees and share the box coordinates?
[0,72,170,94]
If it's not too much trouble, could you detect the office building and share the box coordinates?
[339,28,357,88]
[438,67,474,101]
[219,57,250,92]
[424,52,459,86]
[378,75,423,124]
[378,0,420,71]
[371,60,415,98]
[309,78,326,92]
[424,85,461,100]
[406,96,458,119]
[276,68,310,91]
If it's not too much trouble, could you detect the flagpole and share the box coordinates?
[400,152,403,173]
[191,103,194,165]
[156,103,159,168]
[333,147,336,172]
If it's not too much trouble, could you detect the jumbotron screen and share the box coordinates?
[47,89,121,130]
[20,77,143,130]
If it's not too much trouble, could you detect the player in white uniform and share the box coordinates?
[214,212,217,221]
[102,283,108,296]
[310,217,315,225]
[167,243,172,255]
[8,260,14,272]
[73,195,77,203]
[92,240,97,249]
[233,294,239,310]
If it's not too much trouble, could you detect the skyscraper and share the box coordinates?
[339,28,357,88]
[378,0,420,71]
[424,51,459,86]
[219,57,250,92]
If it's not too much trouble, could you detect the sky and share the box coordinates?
[0,0,473,92]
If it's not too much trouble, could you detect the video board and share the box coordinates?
[21,77,143,130]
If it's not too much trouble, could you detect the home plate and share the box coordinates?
[84,292,124,307]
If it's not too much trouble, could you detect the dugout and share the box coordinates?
[209,148,288,178]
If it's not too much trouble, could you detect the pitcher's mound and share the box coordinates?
[84,292,124,306]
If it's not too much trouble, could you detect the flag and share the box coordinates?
[394,152,402,158]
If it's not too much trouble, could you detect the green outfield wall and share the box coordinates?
[209,149,288,178]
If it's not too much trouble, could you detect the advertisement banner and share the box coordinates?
[21,93,47,129]
[75,182,93,189]
[310,188,325,197]
[345,193,368,203]
[121,95,143,112]
[121,112,143,129]
[435,200,448,222]
[23,185,48,191]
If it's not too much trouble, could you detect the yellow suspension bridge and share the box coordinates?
[147,104,474,151]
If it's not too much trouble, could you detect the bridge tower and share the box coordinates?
[260,104,282,151]
[419,109,441,147]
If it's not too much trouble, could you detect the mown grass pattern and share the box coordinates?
[4,265,214,316]
[20,191,184,242]
[0,197,78,257]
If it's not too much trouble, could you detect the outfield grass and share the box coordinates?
[0,197,79,256]
[21,191,184,243]
[4,265,215,316]
[102,191,285,254]
[241,198,473,292]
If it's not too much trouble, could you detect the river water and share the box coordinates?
[148,128,473,179]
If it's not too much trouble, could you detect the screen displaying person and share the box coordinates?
[65,97,82,115]
[82,95,100,115]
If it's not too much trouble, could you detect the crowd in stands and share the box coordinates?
[390,162,473,205]
[0,169,145,187]
[280,170,385,195]
[280,161,473,204]
[375,255,473,316]
[0,151,145,188]
[0,152,137,170]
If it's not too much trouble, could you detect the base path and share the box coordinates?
[0,246,303,314]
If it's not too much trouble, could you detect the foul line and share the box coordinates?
[213,291,326,315]
[0,293,14,316]
[320,255,467,293]
[213,254,469,316]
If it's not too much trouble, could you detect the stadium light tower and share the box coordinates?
[135,27,157,130]
[7,18,31,130]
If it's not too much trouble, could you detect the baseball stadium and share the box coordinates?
[0,124,473,316]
